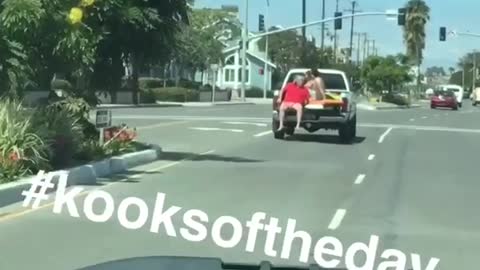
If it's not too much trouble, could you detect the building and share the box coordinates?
[193,5,277,93]
[196,33,276,92]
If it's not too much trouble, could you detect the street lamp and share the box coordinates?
[211,64,219,103]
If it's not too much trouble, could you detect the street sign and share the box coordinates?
[95,109,112,128]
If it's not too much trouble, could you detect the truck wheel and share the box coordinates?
[285,127,295,136]
[339,118,355,144]
[272,120,285,140]
[350,115,357,139]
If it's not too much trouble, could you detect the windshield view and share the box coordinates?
[1,0,479,270]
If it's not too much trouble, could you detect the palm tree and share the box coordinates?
[403,0,430,97]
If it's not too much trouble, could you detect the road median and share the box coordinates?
[0,144,163,209]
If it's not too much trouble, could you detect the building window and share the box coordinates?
[238,69,250,83]
[224,69,235,82]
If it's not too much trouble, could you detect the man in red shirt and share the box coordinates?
[276,75,311,131]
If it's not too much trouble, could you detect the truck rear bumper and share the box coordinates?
[272,110,349,125]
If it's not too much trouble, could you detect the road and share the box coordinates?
[1,102,480,270]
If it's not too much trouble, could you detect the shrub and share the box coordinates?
[74,140,106,162]
[139,77,164,89]
[178,79,202,90]
[46,96,98,139]
[245,87,273,98]
[0,99,50,183]
[32,109,84,169]
[150,87,199,102]
[51,79,72,90]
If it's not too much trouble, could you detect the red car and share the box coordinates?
[431,90,458,110]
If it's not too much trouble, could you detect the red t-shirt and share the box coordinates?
[283,83,310,104]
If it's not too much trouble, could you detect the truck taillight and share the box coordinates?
[341,98,349,112]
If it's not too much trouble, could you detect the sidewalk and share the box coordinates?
[96,98,272,109]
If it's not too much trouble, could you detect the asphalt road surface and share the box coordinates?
[1,102,480,270]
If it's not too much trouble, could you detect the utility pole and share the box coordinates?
[348,1,357,63]
[356,33,361,64]
[333,0,339,63]
[362,33,368,64]
[240,0,249,101]
[263,0,270,99]
[473,51,477,91]
[372,40,376,56]
[302,0,307,64]
[321,0,326,50]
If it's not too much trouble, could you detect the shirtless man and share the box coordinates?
[305,69,326,100]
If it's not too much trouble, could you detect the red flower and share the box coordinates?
[8,151,19,162]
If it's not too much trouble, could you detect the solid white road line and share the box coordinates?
[354,174,366,184]
[224,122,268,127]
[378,127,393,143]
[254,130,273,137]
[137,120,190,130]
[409,118,415,121]
[190,127,244,133]
[328,209,347,230]
[368,154,375,161]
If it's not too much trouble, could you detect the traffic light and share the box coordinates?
[439,27,446,41]
[334,12,342,30]
[259,14,265,32]
[398,8,406,26]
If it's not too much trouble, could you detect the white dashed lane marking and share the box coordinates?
[328,209,347,230]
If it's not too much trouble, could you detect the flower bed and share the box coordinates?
[0,97,147,184]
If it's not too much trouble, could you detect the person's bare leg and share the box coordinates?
[278,105,286,131]
[294,103,303,129]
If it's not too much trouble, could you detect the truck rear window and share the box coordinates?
[286,72,347,90]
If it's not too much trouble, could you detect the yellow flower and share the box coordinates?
[68,7,83,24]
[80,0,95,7]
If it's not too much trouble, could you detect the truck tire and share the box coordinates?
[339,117,355,144]
[272,120,285,139]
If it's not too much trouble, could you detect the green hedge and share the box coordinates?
[150,87,199,102]
[139,77,164,89]
[246,87,273,98]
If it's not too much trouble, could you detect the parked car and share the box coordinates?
[431,90,458,110]
[272,68,357,144]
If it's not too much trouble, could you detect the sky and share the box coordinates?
[194,0,480,71]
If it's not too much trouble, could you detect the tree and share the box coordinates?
[175,8,238,81]
[449,67,455,75]
[403,0,430,92]
[425,66,446,77]
[361,55,413,94]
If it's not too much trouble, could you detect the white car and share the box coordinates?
[437,84,464,108]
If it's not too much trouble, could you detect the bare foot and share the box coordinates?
[277,126,284,132]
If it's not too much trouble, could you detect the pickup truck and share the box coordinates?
[272,68,357,144]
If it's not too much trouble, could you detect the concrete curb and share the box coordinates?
[96,104,182,109]
[0,144,163,208]
[375,104,421,110]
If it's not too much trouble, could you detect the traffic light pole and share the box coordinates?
[240,0,249,102]
[239,10,403,99]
